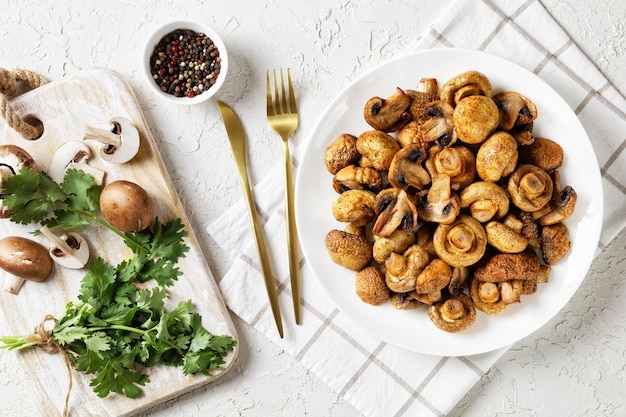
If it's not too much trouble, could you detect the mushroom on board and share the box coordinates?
[84,117,140,164]
[99,180,155,232]
[47,141,106,185]
[39,225,90,269]
[0,144,38,219]
[0,236,54,294]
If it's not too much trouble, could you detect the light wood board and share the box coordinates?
[0,68,238,416]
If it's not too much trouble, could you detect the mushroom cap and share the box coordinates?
[473,251,540,283]
[355,266,390,306]
[469,279,507,315]
[325,229,373,271]
[440,70,494,107]
[433,214,487,268]
[485,221,528,253]
[507,164,553,212]
[356,130,400,171]
[453,95,500,145]
[332,189,377,227]
[325,133,359,175]
[384,244,430,293]
[518,137,564,172]
[99,180,155,232]
[428,293,476,332]
[415,258,452,294]
[425,145,476,190]
[363,88,412,132]
[475,131,518,182]
[332,165,382,194]
[460,181,510,222]
[0,236,54,282]
[541,222,571,265]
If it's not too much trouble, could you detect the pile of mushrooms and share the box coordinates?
[324,70,577,333]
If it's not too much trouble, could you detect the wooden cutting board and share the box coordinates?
[0,68,238,416]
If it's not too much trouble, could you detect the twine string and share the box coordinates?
[0,67,47,139]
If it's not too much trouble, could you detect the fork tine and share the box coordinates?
[266,70,275,116]
[273,69,282,114]
[280,69,288,114]
[287,68,297,114]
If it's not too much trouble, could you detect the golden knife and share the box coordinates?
[217,100,284,338]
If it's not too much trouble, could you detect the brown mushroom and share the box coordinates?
[384,244,430,293]
[396,121,424,148]
[372,188,419,238]
[493,91,538,131]
[99,180,155,233]
[0,236,54,294]
[373,230,416,264]
[507,164,554,212]
[518,137,563,172]
[387,145,431,190]
[518,211,542,249]
[390,292,423,310]
[355,266,390,305]
[440,70,494,107]
[473,251,540,283]
[331,189,377,227]
[415,258,452,295]
[421,100,457,147]
[541,222,571,265]
[325,133,360,175]
[475,131,518,182]
[448,266,470,296]
[428,293,476,332]
[325,229,373,271]
[356,130,401,171]
[470,279,507,315]
[363,88,412,132]
[484,220,529,253]
[433,214,487,268]
[417,173,461,224]
[406,77,440,123]
[453,95,500,145]
[332,165,383,194]
[425,145,476,190]
[460,181,510,223]
[0,145,38,219]
[537,171,577,226]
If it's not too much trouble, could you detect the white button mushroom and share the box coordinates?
[83,117,140,164]
[39,225,90,269]
[47,141,106,185]
[0,236,54,294]
[0,145,38,219]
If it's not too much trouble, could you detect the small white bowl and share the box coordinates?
[142,20,228,105]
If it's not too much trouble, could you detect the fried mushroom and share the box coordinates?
[387,144,431,190]
[493,91,538,131]
[325,133,360,175]
[384,244,430,293]
[475,131,518,182]
[421,100,457,147]
[373,230,416,264]
[417,173,461,224]
[507,164,553,212]
[433,214,487,268]
[541,222,571,265]
[484,220,529,253]
[372,188,419,238]
[537,171,577,226]
[473,251,540,283]
[332,189,377,227]
[470,279,507,315]
[414,258,452,303]
[332,165,383,194]
[324,229,373,271]
[428,293,476,332]
[460,181,510,223]
[363,88,412,132]
[518,137,563,172]
[425,145,476,190]
[355,266,390,305]
[406,77,440,123]
[453,95,500,144]
[440,70,494,107]
[356,130,401,171]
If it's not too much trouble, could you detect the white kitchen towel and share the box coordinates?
[206,0,626,416]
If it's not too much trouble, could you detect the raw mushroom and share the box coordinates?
[39,225,89,269]
[84,117,140,164]
[0,236,54,294]
[0,145,38,219]
[99,180,155,232]
[47,141,106,185]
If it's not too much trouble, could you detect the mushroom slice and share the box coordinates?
[325,133,360,175]
[48,141,106,185]
[372,188,419,238]
[541,222,571,265]
[0,236,54,294]
[518,211,542,249]
[448,266,470,296]
[324,229,373,271]
[428,293,476,332]
[406,77,439,123]
[420,100,457,147]
[508,164,554,212]
[473,251,540,283]
[453,95,500,145]
[484,220,528,253]
[440,70,494,107]
[0,145,38,219]
[396,121,425,148]
[384,244,429,293]
[363,88,412,132]
[470,279,507,315]
[460,181,509,223]
[433,214,487,268]
[39,225,89,269]
[493,91,538,131]
[415,258,452,296]
[355,266,390,306]
[417,173,460,224]
[388,145,431,190]
[356,130,401,171]
[475,131,518,182]
[331,189,377,227]
[537,171,577,226]
[84,117,140,164]
[425,145,476,190]
[518,137,564,173]
[332,165,383,194]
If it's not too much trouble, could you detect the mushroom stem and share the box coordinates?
[84,125,122,147]
[2,274,25,294]
[39,225,74,255]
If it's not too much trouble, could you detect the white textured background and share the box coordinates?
[0,1,625,416]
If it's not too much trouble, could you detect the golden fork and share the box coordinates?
[266,68,301,324]
[217,100,284,338]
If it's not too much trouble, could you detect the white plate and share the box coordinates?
[295,49,604,357]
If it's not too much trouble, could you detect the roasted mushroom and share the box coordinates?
[518,137,563,173]
[541,222,571,265]
[355,266,390,306]
[332,165,383,194]
[373,230,416,264]
[363,88,412,132]
[421,100,457,147]
[390,292,423,310]
[459,181,510,223]
[475,131,518,182]
[331,189,377,227]
[384,244,430,293]
[440,70,493,107]
[388,145,431,190]
[433,214,487,268]
[537,171,577,226]
[396,121,424,148]
[414,258,452,304]
[324,229,373,271]
[0,236,54,294]
[473,251,540,283]
[0,145,38,219]
[484,220,529,253]
[453,95,500,145]
[372,188,419,238]
[425,145,476,190]
[507,164,553,212]
[417,173,461,224]
[406,77,439,123]
[356,130,401,171]
[325,133,360,175]
[470,279,507,315]
[493,91,538,132]
[428,293,476,332]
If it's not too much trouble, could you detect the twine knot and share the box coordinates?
[0,67,48,139]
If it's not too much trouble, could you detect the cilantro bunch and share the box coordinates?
[0,168,236,398]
